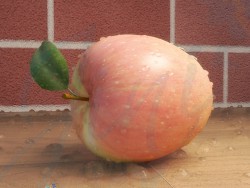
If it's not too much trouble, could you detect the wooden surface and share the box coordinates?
[0,108,250,188]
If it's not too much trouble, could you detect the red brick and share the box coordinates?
[176,0,250,45]
[0,48,82,106]
[228,53,250,102]
[54,0,170,41]
[0,0,47,40]
[189,52,224,102]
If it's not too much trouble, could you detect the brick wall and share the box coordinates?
[0,0,249,112]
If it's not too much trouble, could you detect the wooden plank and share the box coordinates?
[0,108,250,188]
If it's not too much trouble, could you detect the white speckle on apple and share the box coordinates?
[100,37,106,41]
[129,65,134,69]
[124,105,131,109]
[190,55,198,61]
[122,118,130,124]
[116,140,121,144]
[141,66,150,72]
[154,81,161,85]
[155,53,161,57]
[138,99,145,103]
[161,75,167,80]
[171,88,176,93]
[179,47,186,51]
[120,129,127,134]
[152,42,159,46]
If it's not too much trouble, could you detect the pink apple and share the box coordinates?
[69,34,213,162]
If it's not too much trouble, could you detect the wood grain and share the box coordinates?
[0,108,250,188]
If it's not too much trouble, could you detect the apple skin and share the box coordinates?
[69,34,213,162]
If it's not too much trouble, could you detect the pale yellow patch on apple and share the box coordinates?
[81,109,126,162]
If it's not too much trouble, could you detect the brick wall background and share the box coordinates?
[0,0,249,112]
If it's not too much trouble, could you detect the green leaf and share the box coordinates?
[30,41,69,91]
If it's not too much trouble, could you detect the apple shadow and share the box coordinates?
[40,142,188,181]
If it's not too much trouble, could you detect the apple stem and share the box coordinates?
[62,88,89,101]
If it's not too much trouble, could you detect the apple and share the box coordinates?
[69,34,213,162]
